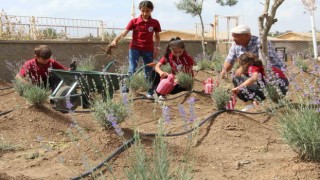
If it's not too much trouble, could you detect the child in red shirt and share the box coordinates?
[231,52,289,109]
[148,37,195,98]
[110,1,161,95]
[16,45,67,91]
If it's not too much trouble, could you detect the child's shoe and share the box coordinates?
[159,95,167,100]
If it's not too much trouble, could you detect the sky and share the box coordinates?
[1,0,320,35]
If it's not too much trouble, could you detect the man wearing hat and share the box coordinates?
[220,24,285,78]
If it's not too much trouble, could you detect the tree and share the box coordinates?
[176,0,238,57]
[301,0,318,59]
[258,0,285,65]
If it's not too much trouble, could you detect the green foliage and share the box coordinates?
[127,72,151,92]
[265,84,282,103]
[12,79,32,95]
[278,106,320,161]
[197,59,212,71]
[72,55,97,71]
[176,72,194,91]
[91,99,128,128]
[295,58,309,72]
[176,0,202,17]
[0,137,19,153]
[211,51,225,72]
[161,64,172,74]
[212,86,231,110]
[216,0,238,6]
[39,28,57,39]
[126,120,193,179]
[22,85,49,107]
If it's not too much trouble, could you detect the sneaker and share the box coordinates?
[159,95,167,100]
[146,94,153,99]
[241,104,254,111]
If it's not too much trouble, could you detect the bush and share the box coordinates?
[197,59,212,71]
[127,72,151,92]
[176,72,194,91]
[211,51,225,72]
[12,79,32,95]
[22,85,49,107]
[278,106,320,161]
[212,86,231,110]
[91,99,128,128]
[295,57,308,72]
[72,55,97,71]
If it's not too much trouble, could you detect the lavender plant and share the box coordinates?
[176,72,193,91]
[22,85,50,107]
[72,55,97,71]
[211,86,231,110]
[127,72,151,92]
[278,106,320,161]
[211,51,225,72]
[295,57,308,72]
[91,99,128,128]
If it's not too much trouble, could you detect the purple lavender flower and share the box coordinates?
[187,97,196,122]
[65,94,73,109]
[106,113,124,137]
[162,106,171,123]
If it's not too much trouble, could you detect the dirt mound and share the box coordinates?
[0,70,320,179]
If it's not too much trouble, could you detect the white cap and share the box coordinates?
[231,25,251,34]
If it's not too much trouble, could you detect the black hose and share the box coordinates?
[70,137,136,180]
[69,99,281,179]
[0,87,13,90]
[0,109,14,116]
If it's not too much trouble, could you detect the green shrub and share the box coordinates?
[211,51,225,72]
[127,72,151,92]
[0,137,19,153]
[72,55,97,71]
[161,64,172,74]
[12,79,32,95]
[22,85,49,107]
[197,59,212,71]
[126,120,193,179]
[212,86,231,110]
[295,58,308,72]
[278,106,320,161]
[91,99,128,128]
[176,73,193,91]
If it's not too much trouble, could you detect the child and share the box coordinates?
[15,45,67,92]
[110,0,161,96]
[149,37,195,99]
[231,52,289,111]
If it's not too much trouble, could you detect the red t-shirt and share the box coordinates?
[19,58,67,83]
[248,65,286,79]
[159,51,194,76]
[126,15,161,52]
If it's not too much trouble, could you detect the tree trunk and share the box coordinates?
[199,14,206,58]
[258,0,285,65]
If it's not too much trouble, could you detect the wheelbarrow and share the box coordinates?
[49,61,129,111]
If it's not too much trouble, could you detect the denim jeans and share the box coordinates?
[128,48,154,94]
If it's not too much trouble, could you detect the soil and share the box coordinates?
[0,66,320,180]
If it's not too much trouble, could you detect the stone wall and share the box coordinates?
[0,40,216,81]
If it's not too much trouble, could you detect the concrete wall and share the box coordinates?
[0,40,216,82]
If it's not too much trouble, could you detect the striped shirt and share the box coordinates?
[225,35,285,68]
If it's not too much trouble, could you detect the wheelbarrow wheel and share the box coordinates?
[54,86,81,112]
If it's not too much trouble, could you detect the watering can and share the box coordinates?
[156,74,175,95]
[203,77,219,95]
[226,95,237,110]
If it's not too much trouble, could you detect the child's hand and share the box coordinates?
[110,41,117,48]
[160,72,168,78]
[231,87,240,94]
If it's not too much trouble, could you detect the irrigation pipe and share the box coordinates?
[0,109,14,117]
[71,107,271,179]
[70,137,136,180]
